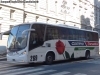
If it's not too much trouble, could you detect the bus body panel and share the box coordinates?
[28,47,50,62]
[28,39,99,63]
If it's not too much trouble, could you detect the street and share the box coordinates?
[0,57,99,75]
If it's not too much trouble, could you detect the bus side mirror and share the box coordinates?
[22,29,35,38]
[22,34,26,39]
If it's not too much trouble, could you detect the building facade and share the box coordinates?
[0,0,100,40]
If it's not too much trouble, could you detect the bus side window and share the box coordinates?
[86,32,92,41]
[93,33,98,41]
[58,27,67,39]
[69,29,73,40]
[86,32,89,41]
[46,28,53,40]
[46,25,59,40]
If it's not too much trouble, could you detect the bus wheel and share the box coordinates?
[85,51,90,59]
[45,53,54,65]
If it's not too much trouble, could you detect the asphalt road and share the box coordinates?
[0,57,100,75]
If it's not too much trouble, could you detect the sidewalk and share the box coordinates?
[94,51,100,59]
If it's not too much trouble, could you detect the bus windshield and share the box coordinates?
[7,24,30,51]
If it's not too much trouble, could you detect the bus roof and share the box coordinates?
[16,22,98,33]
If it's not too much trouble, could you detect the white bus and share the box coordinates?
[7,22,99,64]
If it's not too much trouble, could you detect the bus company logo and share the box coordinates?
[85,42,99,46]
[68,41,86,46]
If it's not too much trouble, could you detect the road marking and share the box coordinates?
[0,67,20,71]
[87,60,100,64]
[0,67,35,74]
[74,73,87,75]
[27,70,56,75]
[50,71,70,75]
[5,68,43,75]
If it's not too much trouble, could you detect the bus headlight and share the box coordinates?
[23,51,26,54]
[21,51,26,54]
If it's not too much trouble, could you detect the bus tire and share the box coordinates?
[85,50,90,59]
[45,53,54,65]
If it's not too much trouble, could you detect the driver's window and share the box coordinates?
[30,32,38,44]
[29,31,38,50]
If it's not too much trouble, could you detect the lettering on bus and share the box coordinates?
[68,41,86,46]
[85,42,99,46]
[30,55,37,61]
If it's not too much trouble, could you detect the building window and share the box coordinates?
[10,9,15,20]
[48,0,56,13]
[0,24,1,33]
[0,7,3,20]
[99,9,100,25]
[95,7,98,24]
[55,0,57,15]
[10,25,13,30]
[39,0,46,10]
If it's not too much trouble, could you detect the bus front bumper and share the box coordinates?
[7,54,28,64]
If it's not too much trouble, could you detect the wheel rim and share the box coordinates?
[86,53,90,58]
[47,56,52,62]
[87,54,90,58]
